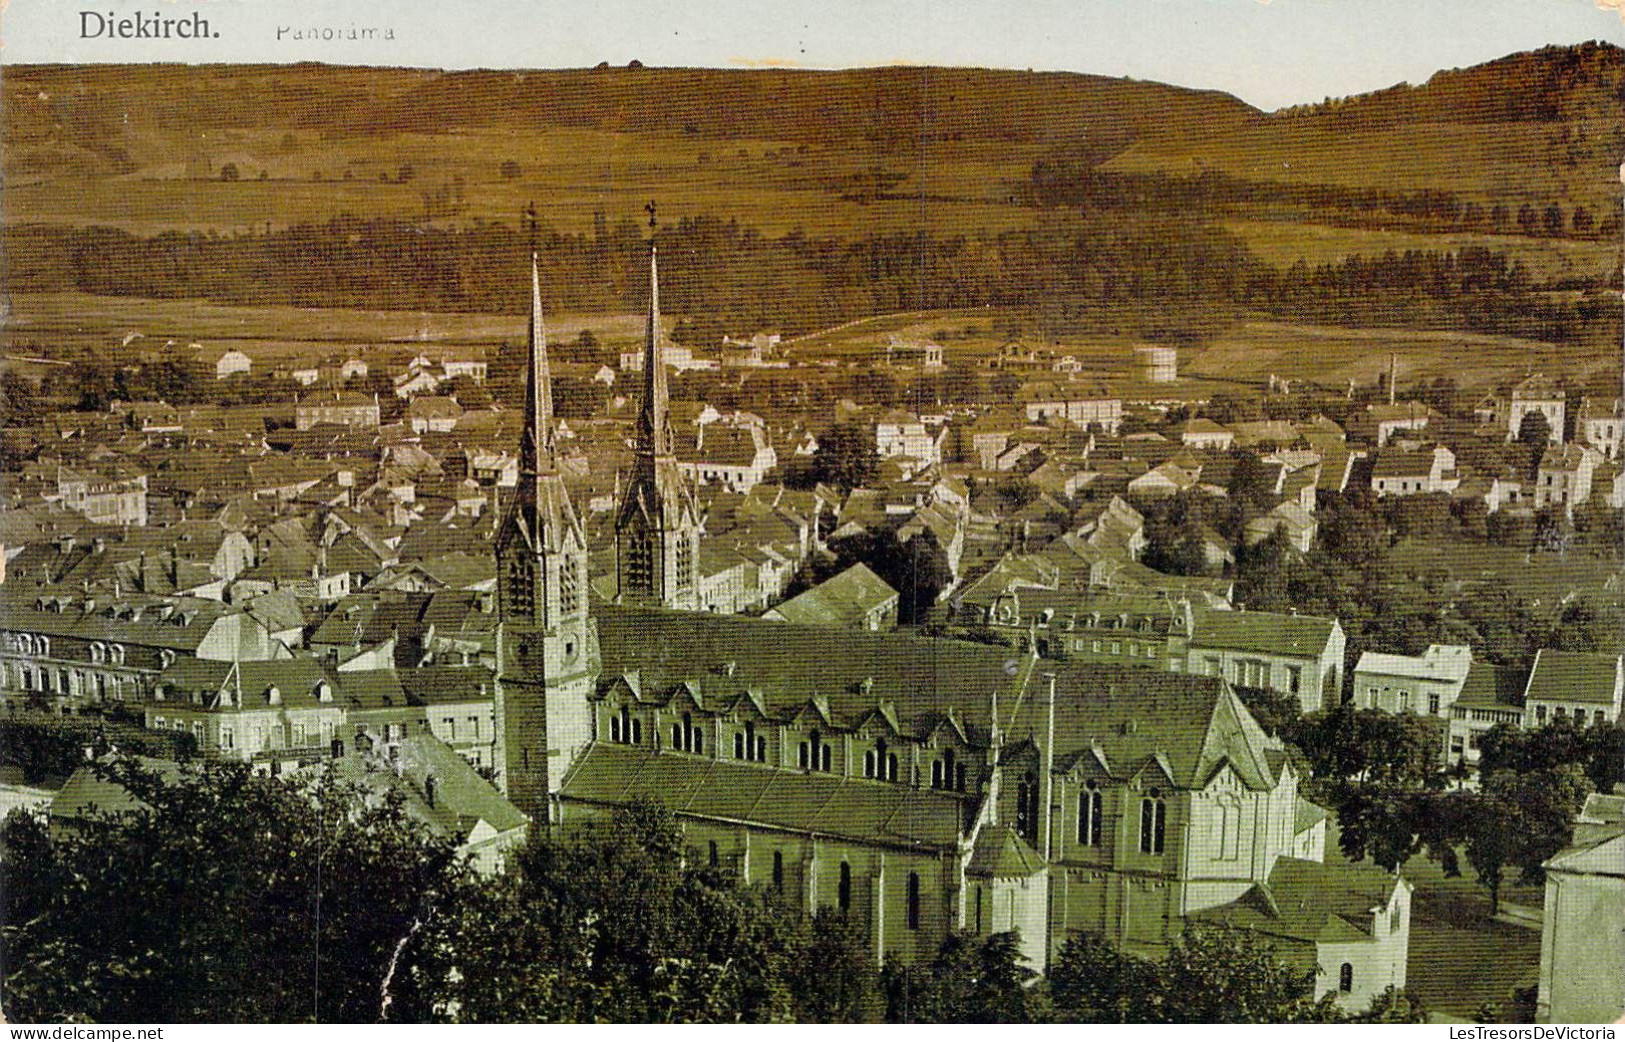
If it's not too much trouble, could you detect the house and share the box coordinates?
[874,410,944,467]
[1532,444,1602,512]
[1192,857,1412,1010]
[1352,644,1473,717]
[1536,792,1625,1023]
[1576,397,1623,460]
[1244,501,1318,553]
[1477,375,1565,444]
[320,734,527,876]
[56,467,148,526]
[1178,418,1235,451]
[192,344,252,380]
[1187,607,1345,712]
[1020,381,1123,434]
[675,424,778,493]
[763,562,899,631]
[407,396,464,435]
[295,391,381,431]
[875,335,945,370]
[1521,650,1623,730]
[0,586,290,712]
[1362,402,1433,448]
[1370,444,1459,497]
[1445,662,1527,769]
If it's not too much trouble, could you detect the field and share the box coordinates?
[1325,817,1544,1021]
[1221,218,1620,284]
[1,292,650,369]
[1187,320,1615,394]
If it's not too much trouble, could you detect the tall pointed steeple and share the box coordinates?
[634,243,670,460]
[614,204,701,611]
[493,214,597,822]
[517,252,556,480]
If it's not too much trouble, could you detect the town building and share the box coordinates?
[1370,444,1459,497]
[56,467,148,526]
[1352,644,1473,717]
[1477,375,1566,444]
[1445,661,1527,768]
[763,562,899,630]
[1177,419,1235,451]
[1186,608,1345,712]
[875,335,945,370]
[1521,650,1623,729]
[1536,792,1625,1024]
[295,391,381,431]
[1020,381,1123,434]
[1576,397,1623,460]
[1533,444,1602,512]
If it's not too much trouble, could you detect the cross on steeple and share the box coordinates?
[523,201,538,253]
[644,199,657,230]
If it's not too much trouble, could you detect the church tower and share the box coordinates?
[494,249,598,821]
[614,233,702,609]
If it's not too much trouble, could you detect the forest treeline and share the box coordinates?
[5,212,1618,345]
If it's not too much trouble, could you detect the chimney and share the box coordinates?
[1388,353,1397,407]
[1041,672,1057,861]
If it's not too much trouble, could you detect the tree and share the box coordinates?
[500,159,521,180]
[1516,410,1551,449]
[1050,924,1342,1023]
[882,931,1036,1023]
[809,423,879,491]
[1,757,474,1022]
[415,799,819,1023]
[396,164,416,183]
[219,162,240,181]
[1467,765,1592,914]
[784,912,884,1023]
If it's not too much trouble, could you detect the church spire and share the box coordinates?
[518,204,555,481]
[635,203,670,460]
[520,251,556,474]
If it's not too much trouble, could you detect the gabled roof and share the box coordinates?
[1523,649,1622,706]
[1190,607,1337,657]
[1191,856,1402,943]
[966,826,1047,878]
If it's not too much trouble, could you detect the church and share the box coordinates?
[491,233,1410,1006]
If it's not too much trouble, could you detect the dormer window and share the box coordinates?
[266,685,282,706]
[315,680,333,703]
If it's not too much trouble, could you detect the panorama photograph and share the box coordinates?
[0,0,1622,1026]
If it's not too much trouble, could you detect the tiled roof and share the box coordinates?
[559,743,968,850]
[767,563,897,628]
[1190,607,1337,657]
[966,825,1046,878]
[1453,661,1527,710]
[1191,856,1401,943]
[1524,650,1622,706]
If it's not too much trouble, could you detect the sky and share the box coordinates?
[2,0,1621,110]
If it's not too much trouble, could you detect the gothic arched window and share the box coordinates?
[1140,789,1167,854]
[1079,780,1103,847]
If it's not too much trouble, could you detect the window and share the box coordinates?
[708,840,719,867]
[1536,705,1547,723]
[445,716,458,741]
[907,872,921,931]
[506,558,536,618]
[1015,771,1039,844]
[1427,692,1441,716]
[799,730,830,772]
[837,861,852,912]
[772,851,784,891]
[1139,789,1166,854]
[560,554,581,615]
[468,715,480,739]
[1078,780,1103,847]
[1338,963,1354,993]
[221,726,235,751]
[1287,666,1302,695]
[1399,690,1413,712]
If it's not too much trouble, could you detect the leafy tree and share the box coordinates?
[1050,924,1341,1023]
[809,423,879,491]
[783,911,884,1023]
[219,162,240,181]
[882,931,1036,1023]
[1,757,473,1023]
[500,159,521,180]
[1467,765,1591,914]
[1516,410,1552,449]
[415,799,818,1023]
[1352,986,1428,1023]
